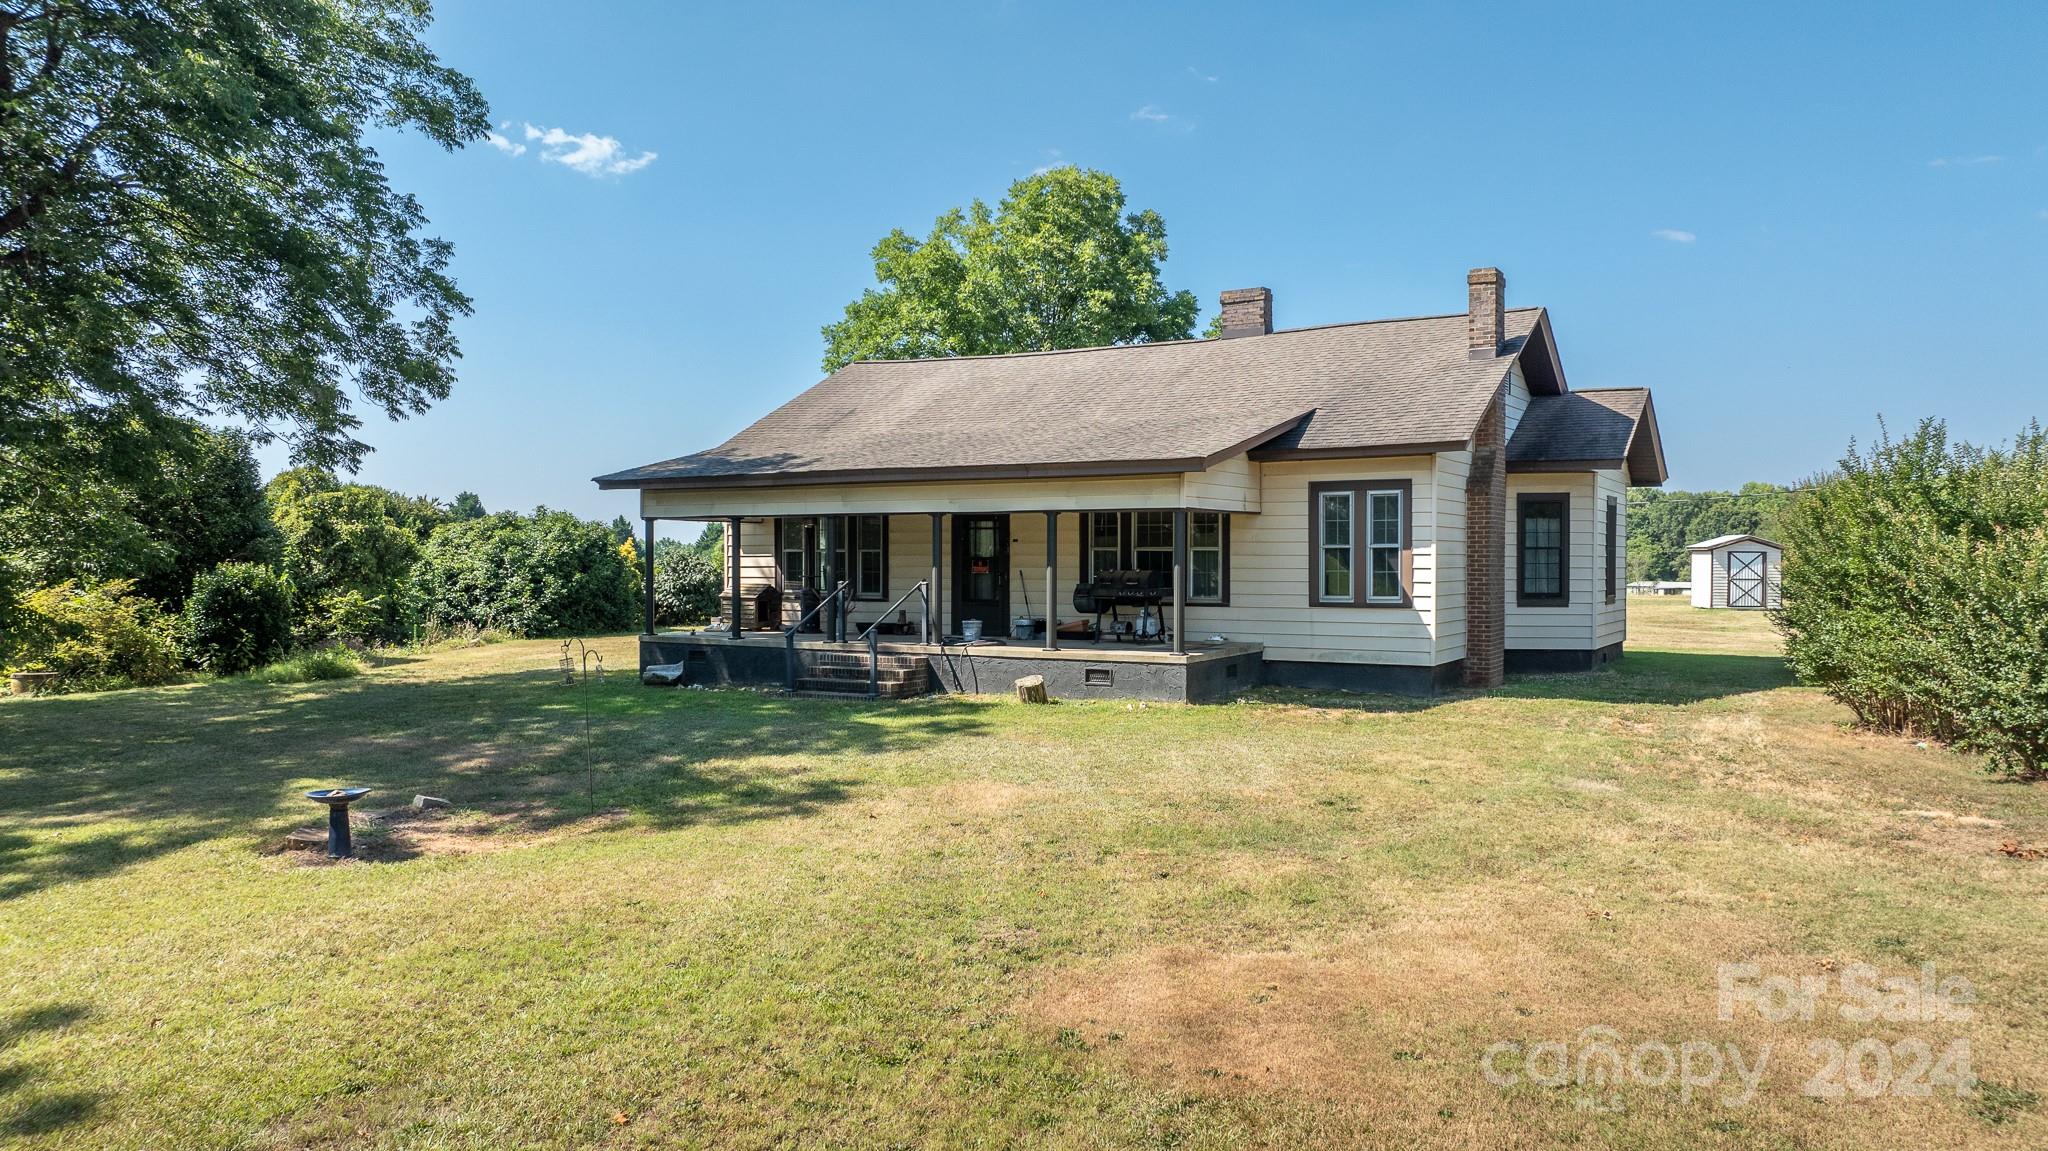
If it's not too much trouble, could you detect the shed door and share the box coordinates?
[1727,551,1766,608]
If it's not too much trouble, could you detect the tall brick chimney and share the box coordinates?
[1217,287,1273,338]
[1467,267,1504,359]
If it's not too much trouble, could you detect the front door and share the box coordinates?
[1727,551,1766,608]
[952,514,1009,636]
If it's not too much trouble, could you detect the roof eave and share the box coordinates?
[594,456,1221,492]
[1246,438,1471,463]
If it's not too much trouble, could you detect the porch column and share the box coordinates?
[823,514,843,642]
[642,518,656,636]
[929,513,942,642]
[726,515,742,640]
[1170,508,1186,655]
[1043,511,1058,651]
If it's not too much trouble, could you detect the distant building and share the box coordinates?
[1688,535,1781,609]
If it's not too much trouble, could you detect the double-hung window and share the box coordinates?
[776,516,887,600]
[1131,512,1174,579]
[1309,480,1411,607]
[1189,513,1225,601]
[1517,494,1569,606]
[1317,491,1354,603]
[1087,513,1121,579]
[1080,512,1228,605]
[778,518,813,590]
[1604,495,1618,604]
[1366,489,1403,603]
[850,515,886,600]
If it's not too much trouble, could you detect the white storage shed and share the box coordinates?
[1688,534,1782,609]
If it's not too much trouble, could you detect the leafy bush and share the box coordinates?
[654,543,723,625]
[8,580,182,691]
[267,468,444,644]
[1778,419,2048,779]
[244,646,362,684]
[408,509,639,636]
[182,562,293,673]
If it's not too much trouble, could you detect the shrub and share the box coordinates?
[244,646,362,684]
[8,580,182,691]
[654,544,723,625]
[1778,419,2048,779]
[408,509,639,636]
[183,562,293,673]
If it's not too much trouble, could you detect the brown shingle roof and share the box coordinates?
[1506,388,1667,486]
[595,308,1549,489]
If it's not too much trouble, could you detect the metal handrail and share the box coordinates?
[854,580,930,646]
[855,581,930,697]
[784,581,851,691]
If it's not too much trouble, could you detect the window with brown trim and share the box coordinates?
[1307,480,1412,607]
[775,515,888,600]
[1604,495,1618,604]
[1078,512,1228,605]
[1517,494,1570,607]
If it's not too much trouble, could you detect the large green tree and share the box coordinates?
[266,467,444,641]
[821,166,1199,372]
[1,0,487,603]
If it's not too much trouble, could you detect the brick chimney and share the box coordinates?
[1467,267,1504,359]
[1217,287,1273,338]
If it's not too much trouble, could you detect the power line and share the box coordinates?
[1628,487,1821,504]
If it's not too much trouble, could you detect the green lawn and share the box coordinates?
[1,609,2043,1149]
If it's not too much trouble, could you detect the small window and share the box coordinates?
[1189,512,1224,602]
[852,515,886,600]
[1319,491,1354,602]
[1518,494,1569,607]
[1604,496,1618,604]
[778,518,811,590]
[1087,513,1120,578]
[1367,490,1403,603]
[1132,511,1174,577]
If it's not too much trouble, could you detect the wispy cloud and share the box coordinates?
[1928,154,2002,168]
[1031,147,1065,176]
[484,122,526,157]
[519,122,658,177]
[1187,65,1218,83]
[1651,228,1697,244]
[1130,104,1172,123]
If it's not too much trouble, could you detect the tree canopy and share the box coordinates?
[820,166,1199,372]
[1626,483,1792,581]
[1,0,487,550]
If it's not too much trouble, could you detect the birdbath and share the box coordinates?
[304,787,373,859]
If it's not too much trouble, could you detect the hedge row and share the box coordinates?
[1778,419,2048,780]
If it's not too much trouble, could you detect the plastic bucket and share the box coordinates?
[961,619,984,642]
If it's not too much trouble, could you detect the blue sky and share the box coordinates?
[278,1,2048,537]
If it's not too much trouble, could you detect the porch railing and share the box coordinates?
[783,581,851,691]
[853,581,931,697]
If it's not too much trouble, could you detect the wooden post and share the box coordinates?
[726,515,743,639]
[1043,510,1058,651]
[642,518,656,636]
[1171,509,1186,655]
[823,514,842,642]
[929,513,943,641]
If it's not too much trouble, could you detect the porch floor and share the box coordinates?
[643,630,1261,666]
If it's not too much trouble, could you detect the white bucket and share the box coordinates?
[960,619,984,643]
[1011,616,1036,641]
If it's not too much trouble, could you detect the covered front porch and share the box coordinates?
[639,629,1264,703]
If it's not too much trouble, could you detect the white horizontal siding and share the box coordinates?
[1595,468,1628,648]
[1502,365,1531,443]
[1185,456,1439,667]
[1505,473,1597,651]
[1182,455,1262,512]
